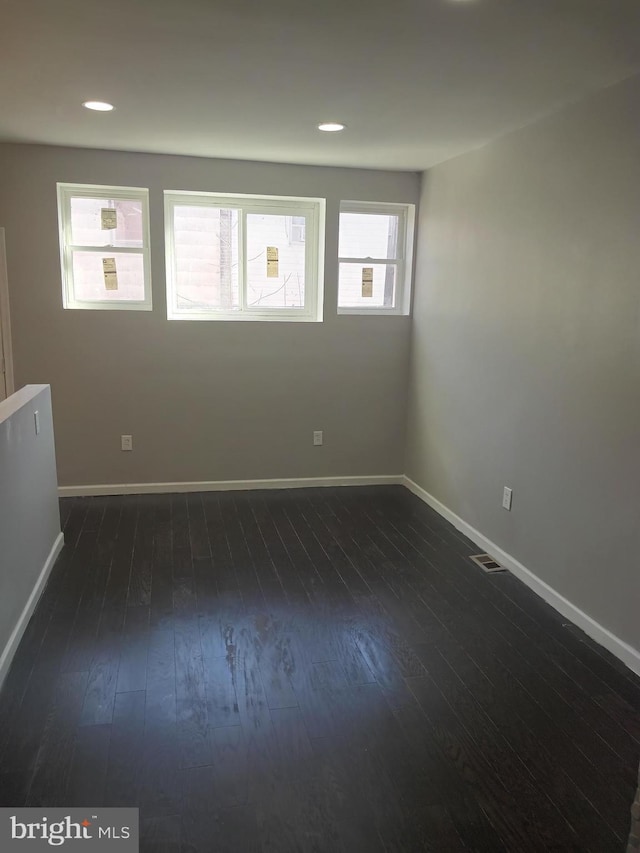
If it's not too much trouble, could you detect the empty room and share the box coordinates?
[0,0,639,851]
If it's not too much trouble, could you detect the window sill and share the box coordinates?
[337,307,409,316]
[63,301,153,311]
[167,312,322,323]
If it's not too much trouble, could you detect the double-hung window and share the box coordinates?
[57,183,152,310]
[164,192,324,321]
[338,201,415,314]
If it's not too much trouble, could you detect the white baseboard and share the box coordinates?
[403,476,640,678]
[0,531,65,688]
[58,474,404,498]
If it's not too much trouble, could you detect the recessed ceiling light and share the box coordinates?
[82,101,114,112]
[318,122,345,132]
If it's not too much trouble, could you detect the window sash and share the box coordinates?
[66,245,144,254]
[337,261,402,309]
[339,204,407,262]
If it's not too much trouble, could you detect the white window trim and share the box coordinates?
[57,183,152,311]
[337,200,415,316]
[164,190,325,322]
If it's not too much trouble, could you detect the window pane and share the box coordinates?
[70,197,144,248]
[288,215,306,243]
[246,214,305,309]
[173,206,239,311]
[72,251,145,301]
[339,212,400,259]
[338,262,397,308]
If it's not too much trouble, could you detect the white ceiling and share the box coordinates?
[1,0,639,171]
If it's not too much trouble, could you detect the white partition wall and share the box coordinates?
[0,385,63,686]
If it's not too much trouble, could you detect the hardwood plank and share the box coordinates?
[173,578,211,768]
[140,814,181,853]
[269,705,314,782]
[201,654,240,729]
[170,493,193,578]
[66,723,111,807]
[26,671,89,806]
[79,604,124,727]
[139,612,180,817]
[0,771,31,808]
[209,805,260,853]
[104,690,146,807]
[149,497,174,623]
[116,605,149,693]
[187,492,211,561]
[179,764,217,852]
[210,724,248,808]
[201,493,236,592]
[128,495,154,607]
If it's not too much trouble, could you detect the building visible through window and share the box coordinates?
[287,215,306,244]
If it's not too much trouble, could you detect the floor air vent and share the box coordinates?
[469,554,506,574]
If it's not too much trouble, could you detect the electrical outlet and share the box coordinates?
[313,430,323,446]
[121,434,133,452]
[502,486,513,511]
[34,410,40,435]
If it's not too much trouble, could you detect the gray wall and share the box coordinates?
[406,74,640,652]
[0,144,418,486]
[0,385,61,679]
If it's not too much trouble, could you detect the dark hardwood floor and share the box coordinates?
[0,486,638,851]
